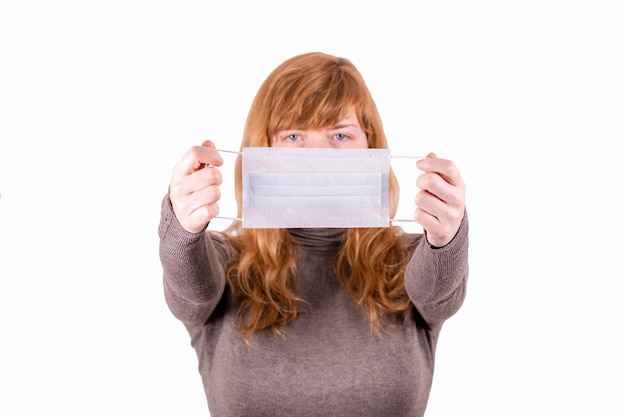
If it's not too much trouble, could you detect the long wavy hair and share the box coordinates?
[222,52,414,341]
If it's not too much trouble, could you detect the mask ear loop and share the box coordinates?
[215,149,241,155]
[212,150,426,226]
[211,149,244,222]
[387,154,425,225]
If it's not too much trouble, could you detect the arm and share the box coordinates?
[158,140,228,325]
[404,152,468,325]
[404,210,469,326]
[159,194,228,326]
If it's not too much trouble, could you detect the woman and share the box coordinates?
[159,52,468,416]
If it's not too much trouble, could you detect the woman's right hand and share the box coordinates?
[169,140,224,233]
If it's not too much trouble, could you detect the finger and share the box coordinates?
[413,199,461,248]
[188,165,223,192]
[414,205,440,231]
[416,154,463,187]
[173,142,224,177]
[183,202,220,234]
[190,203,220,223]
[416,171,465,207]
[201,139,216,149]
[171,184,222,233]
[178,185,222,215]
[414,205,456,248]
[200,140,221,167]
[170,166,223,201]
[414,188,462,228]
[415,189,447,219]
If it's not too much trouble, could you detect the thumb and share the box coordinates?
[202,139,216,149]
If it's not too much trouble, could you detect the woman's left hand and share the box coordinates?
[414,153,466,247]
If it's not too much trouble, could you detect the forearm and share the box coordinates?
[404,210,469,325]
[159,194,226,325]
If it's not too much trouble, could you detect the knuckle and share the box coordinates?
[206,166,223,185]
[441,159,454,171]
[423,173,437,188]
[169,182,184,198]
[207,185,221,203]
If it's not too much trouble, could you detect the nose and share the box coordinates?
[304,131,330,148]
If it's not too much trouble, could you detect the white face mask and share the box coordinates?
[241,147,391,228]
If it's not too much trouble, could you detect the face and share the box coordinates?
[272,111,368,149]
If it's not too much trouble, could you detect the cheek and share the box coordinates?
[354,134,369,149]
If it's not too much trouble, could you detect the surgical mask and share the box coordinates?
[240,147,391,228]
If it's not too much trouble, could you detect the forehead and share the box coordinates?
[299,110,362,130]
[270,93,363,130]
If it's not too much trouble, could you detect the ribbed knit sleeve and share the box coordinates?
[404,210,469,327]
[158,193,227,326]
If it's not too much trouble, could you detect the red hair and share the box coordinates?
[220,52,413,341]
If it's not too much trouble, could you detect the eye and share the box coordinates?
[286,133,301,142]
[334,133,348,141]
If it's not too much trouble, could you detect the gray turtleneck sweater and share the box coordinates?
[159,196,469,416]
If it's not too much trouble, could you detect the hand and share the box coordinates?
[169,140,224,233]
[414,153,466,247]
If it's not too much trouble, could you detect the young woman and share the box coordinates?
[159,52,468,416]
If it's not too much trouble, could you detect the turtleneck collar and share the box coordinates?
[287,228,346,251]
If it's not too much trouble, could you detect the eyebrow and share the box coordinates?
[276,123,361,133]
[331,123,361,130]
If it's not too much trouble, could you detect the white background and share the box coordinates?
[1,1,624,415]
